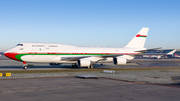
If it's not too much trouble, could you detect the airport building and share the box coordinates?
[137,49,179,59]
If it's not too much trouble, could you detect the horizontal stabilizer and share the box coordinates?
[135,47,163,53]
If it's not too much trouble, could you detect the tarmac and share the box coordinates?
[1,59,180,101]
[1,77,180,101]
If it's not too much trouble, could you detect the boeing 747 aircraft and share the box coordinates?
[4,28,149,69]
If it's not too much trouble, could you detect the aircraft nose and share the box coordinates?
[4,52,11,58]
[4,51,9,57]
[4,52,19,61]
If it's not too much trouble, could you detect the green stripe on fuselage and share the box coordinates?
[138,36,147,38]
[14,53,114,61]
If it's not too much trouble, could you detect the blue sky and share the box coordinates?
[0,0,180,52]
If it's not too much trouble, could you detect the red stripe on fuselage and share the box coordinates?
[4,52,20,61]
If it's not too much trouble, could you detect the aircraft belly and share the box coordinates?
[21,55,59,63]
[21,55,77,63]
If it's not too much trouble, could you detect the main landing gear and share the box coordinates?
[88,65,94,69]
[23,62,28,70]
[72,63,78,68]
[72,64,94,69]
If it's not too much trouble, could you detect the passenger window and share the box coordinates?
[49,45,58,47]
[36,45,44,47]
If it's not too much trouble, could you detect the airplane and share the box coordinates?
[174,53,180,58]
[4,27,149,70]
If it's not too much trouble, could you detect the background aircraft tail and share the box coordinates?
[175,53,178,56]
[167,49,176,55]
[125,27,149,48]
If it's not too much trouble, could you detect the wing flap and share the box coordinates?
[61,56,90,61]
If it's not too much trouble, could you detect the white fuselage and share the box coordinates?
[4,43,144,63]
[4,27,149,68]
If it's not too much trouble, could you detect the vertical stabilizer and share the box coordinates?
[167,49,176,55]
[175,53,178,57]
[125,27,149,48]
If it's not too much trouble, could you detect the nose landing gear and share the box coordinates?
[23,62,28,70]
[23,66,27,70]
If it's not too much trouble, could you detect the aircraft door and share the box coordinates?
[45,43,49,49]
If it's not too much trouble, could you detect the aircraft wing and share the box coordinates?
[61,55,121,61]
[60,48,175,61]
[97,55,121,58]
[61,56,91,61]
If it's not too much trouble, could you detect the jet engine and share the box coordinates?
[77,59,92,67]
[113,57,127,65]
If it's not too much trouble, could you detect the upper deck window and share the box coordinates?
[49,45,58,47]
[17,44,23,46]
[36,45,44,47]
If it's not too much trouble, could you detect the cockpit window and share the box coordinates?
[17,44,23,46]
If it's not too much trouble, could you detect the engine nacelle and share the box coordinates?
[77,59,92,67]
[113,57,127,65]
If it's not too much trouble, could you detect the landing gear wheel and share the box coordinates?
[72,63,78,68]
[22,62,27,70]
[23,66,27,70]
[88,66,94,69]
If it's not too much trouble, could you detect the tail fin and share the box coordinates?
[125,27,149,48]
[175,53,178,56]
[167,49,176,55]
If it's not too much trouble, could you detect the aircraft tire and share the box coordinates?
[72,64,78,68]
[23,66,27,70]
[90,66,94,69]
